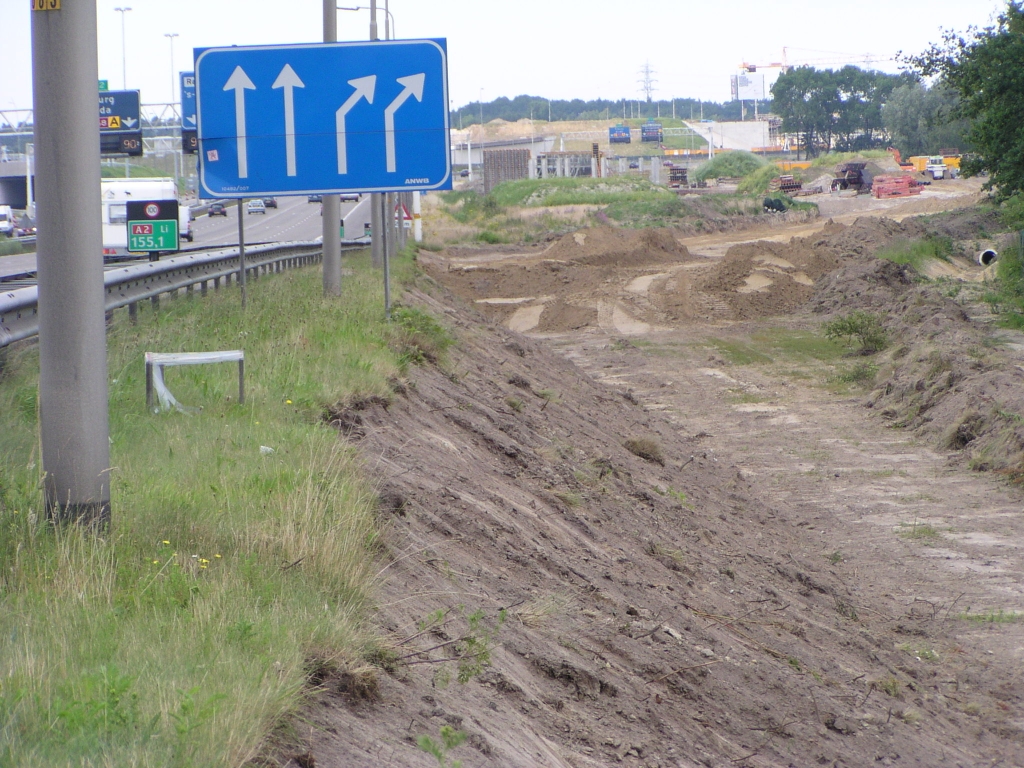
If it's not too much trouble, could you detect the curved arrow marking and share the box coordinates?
[224,66,256,178]
[335,75,376,175]
[385,73,425,173]
[272,64,305,176]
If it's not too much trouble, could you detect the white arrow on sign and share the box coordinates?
[384,73,425,173]
[185,115,196,126]
[224,65,256,178]
[334,75,376,175]
[123,117,138,128]
[272,64,305,177]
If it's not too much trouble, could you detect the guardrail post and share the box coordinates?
[128,301,137,324]
[151,295,160,311]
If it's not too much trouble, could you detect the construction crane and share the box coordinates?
[739,47,894,74]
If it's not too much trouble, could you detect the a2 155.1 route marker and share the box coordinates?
[194,39,451,197]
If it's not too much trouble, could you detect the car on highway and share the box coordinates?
[208,203,228,217]
[628,161,640,169]
[246,199,266,215]
[339,192,360,202]
[262,197,278,208]
[459,169,470,177]
[307,194,323,203]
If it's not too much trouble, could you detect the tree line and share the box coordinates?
[449,95,748,126]
[770,66,971,159]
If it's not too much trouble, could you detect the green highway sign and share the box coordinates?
[126,200,180,254]
[128,219,178,252]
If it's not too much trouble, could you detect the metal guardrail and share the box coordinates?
[0,240,338,349]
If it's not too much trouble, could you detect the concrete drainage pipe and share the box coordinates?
[977,249,998,266]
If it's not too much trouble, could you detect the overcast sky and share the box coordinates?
[0,0,1006,116]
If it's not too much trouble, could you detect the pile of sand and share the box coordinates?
[542,226,693,267]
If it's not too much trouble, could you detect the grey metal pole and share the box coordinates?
[370,0,383,269]
[32,0,111,525]
[382,197,391,320]
[321,0,342,296]
[237,200,247,308]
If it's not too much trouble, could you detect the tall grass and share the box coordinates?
[876,236,953,271]
[0,251,430,766]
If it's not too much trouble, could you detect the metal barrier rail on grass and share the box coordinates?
[0,240,356,349]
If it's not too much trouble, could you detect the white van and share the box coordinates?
[101,178,178,258]
[0,205,14,237]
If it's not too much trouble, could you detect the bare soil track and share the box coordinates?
[277,184,1023,768]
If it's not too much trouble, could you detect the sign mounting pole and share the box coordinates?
[322,0,342,296]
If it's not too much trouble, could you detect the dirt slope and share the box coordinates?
[281,273,1023,767]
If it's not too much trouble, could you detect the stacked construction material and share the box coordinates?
[872,174,922,199]
[768,175,802,194]
[831,162,871,192]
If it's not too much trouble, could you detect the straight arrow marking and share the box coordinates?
[272,64,305,177]
[335,75,376,175]
[385,74,425,173]
[223,65,256,178]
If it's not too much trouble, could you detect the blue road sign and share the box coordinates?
[98,90,141,132]
[180,72,196,128]
[194,40,451,198]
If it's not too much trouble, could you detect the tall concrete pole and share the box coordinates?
[32,0,111,525]
[370,0,383,269]
[321,0,342,296]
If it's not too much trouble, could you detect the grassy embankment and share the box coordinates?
[0,251,447,766]
[429,175,816,244]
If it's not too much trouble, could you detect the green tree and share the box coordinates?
[905,1,1024,197]
[882,82,971,157]
[772,67,905,157]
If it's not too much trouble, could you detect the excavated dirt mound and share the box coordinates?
[280,284,1023,768]
[430,217,957,335]
[543,227,692,268]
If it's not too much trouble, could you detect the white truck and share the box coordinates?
[925,156,948,180]
[101,178,190,258]
[0,205,14,237]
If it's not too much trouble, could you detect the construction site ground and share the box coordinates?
[286,177,1024,768]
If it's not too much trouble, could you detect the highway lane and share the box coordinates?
[1,195,364,282]
[191,195,364,247]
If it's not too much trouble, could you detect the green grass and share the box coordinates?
[0,239,34,257]
[99,163,171,179]
[486,177,675,208]
[897,521,943,540]
[806,150,890,169]
[956,609,1024,624]
[737,163,786,195]
[876,236,953,271]
[982,244,1024,329]
[692,151,767,183]
[0,250,436,766]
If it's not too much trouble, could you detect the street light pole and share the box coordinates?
[164,33,178,104]
[165,33,179,196]
[114,7,131,90]
[114,7,132,178]
[32,0,111,526]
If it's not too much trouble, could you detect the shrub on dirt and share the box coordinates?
[693,151,767,183]
[823,311,888,354]
[624,437,665,465]
[390,305,453,366]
